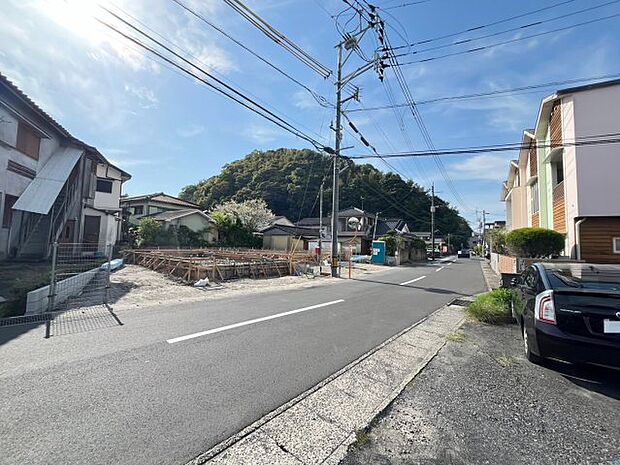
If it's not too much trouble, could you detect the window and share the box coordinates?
[16,122,41,160]
[2,194,18,229]
[531,182,539,213]
[552,160,564,185]
[134,205,144,215]
[96,178,113,193]
[613,237,620,254]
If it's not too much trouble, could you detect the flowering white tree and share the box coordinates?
[209,199,275,231]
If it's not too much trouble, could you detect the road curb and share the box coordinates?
[187,300,470,465]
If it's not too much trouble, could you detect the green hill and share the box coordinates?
[179,148,472,247]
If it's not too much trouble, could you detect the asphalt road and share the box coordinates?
[0,257,485,465]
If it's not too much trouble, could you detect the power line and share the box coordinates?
[169,0,332,108]
[347,72,620,112]
[382,27,473,212]
[382,1,431,11]
[96,14,327,149]
[347,133,620,159]
[221,0,332,78]
[394,12,620,65]
[389,0,577,47]
[396,0,620,56]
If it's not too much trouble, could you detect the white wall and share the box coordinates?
[572,85,620,217]
[94,163,123,210]
[561,97,578,256]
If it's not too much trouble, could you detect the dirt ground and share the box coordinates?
[106,262,392,312]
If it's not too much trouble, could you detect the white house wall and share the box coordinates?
[94,163,122,210]
[572,85,620,218]
[561,96,579,256]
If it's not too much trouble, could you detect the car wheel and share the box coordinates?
[522,323,543,365]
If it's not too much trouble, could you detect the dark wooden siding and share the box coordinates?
[580,217,620,264]
[529,142,537,177]
[532,212,540,228]
[550,100,562,148]
[552,181,566,234]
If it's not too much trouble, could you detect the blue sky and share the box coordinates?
[2,0,620,228]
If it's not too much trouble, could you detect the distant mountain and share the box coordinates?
[180,148,472,247]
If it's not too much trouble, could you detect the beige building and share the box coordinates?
[501,79,620,263]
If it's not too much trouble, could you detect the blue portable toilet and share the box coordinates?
[371,240,386,264]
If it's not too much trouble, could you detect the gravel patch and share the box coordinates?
[341,322,620,465]
[104,263,392,312]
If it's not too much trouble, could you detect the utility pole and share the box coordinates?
[330,44,343,278]
[372,211,380,240]
[430,183,436,261]
[319,182,323,274]
[328,8,386,277]
[481,209,489,254]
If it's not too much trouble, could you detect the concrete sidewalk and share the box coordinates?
[191,302,469,465]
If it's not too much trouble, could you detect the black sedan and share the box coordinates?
[512,262,620,368]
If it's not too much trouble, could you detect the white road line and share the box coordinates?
[166,299,345,344]
[435,266,444,272]
[399,276,426,286]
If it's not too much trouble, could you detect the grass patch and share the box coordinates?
[466,289,514,325]
[496,355,517,367]
[447,331,466,343]
[353,429,371,448]
[0,261,50,318]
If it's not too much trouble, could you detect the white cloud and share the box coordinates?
[177,124,205,138]
[245,124,281,143]
[124,84,159,109]
[448,154,513,182]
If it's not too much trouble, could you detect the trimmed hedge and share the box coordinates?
[505,227,564,258]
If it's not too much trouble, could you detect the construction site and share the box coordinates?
[123,248,320,283]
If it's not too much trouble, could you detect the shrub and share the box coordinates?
[135,217,161,247]
[466,289,514,324]
[505,227,564,258]
[411,238,427,251]
[488,228,508,254]
[378,233,402,256]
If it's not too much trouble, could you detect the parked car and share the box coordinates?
[457,249,471,258]
[512,263,620,368]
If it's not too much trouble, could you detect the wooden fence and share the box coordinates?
[123,248,318,283]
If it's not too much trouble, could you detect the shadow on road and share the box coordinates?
[542,359,620,401]
[348,277,469,296]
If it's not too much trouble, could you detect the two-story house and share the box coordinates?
[501,79,620,263]
[120,192,201,225]
[0,72,130,259]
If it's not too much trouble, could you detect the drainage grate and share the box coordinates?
[0,313,52,327]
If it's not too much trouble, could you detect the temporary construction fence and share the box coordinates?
[123,248,319,283]
[26,242,114,314]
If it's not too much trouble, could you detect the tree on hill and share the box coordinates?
[180,148,472,248]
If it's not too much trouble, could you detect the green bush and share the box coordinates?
[488,228,508,254]
[378,233,403,256]
[505,227,564,258]
[411,238,427,251]
[466,289,514,324]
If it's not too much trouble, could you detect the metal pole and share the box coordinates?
[331,43,343,278]
[482,210,487,255]
[47,242,58,313]
[430,183,436,262]
[104,243,112,305]
[372,211,379,241]
[319,183,323,275]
